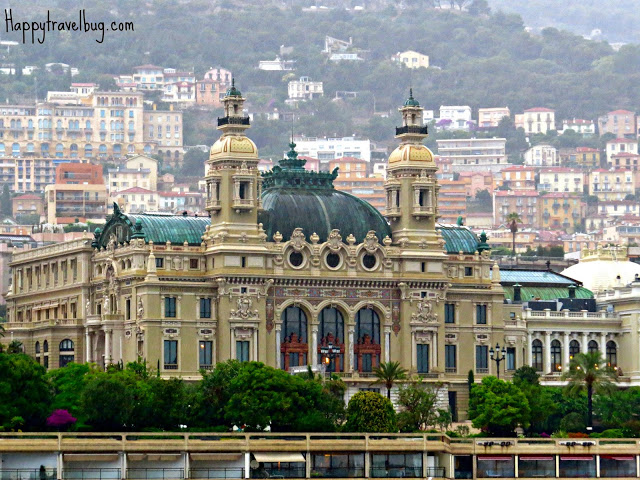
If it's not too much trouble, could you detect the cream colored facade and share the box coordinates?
[538,168,584,193]
[287,77,324,100]
[111,187,159,213]
[394,50,429,69]
[5,89,516,421]
[589,169,634,201]
[44,183,108,224]
[518,108,556,134]
[107,155,158,193]
[477,107,510,128]
[142,109,184,164]
[524,144,558,167]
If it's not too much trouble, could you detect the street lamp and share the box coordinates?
[319,343,339,378]
[489,342,507,379]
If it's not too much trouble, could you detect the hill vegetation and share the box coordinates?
[3,1,640,158]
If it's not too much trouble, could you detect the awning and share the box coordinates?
[477,456,512,461]
[64,454,119,462]
[128,454,181,461]
[190,454,243,461]
[601,455,635,461]
[252,453,305,463]
[560,456,594,461]
[519,456,554,461]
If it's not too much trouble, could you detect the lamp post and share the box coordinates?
[319,343,339,379]
[489,342,507,379]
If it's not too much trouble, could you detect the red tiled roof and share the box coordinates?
[525,107,555,112]
[540,167,582,173]
[611,152,640,157]
[13,194,41,200]
[564,118,593,124]
[494,190,539,197]
[113,187,155,194]
[607,138,636,143]
[71,83,96,87]
[501,165,534,171]
[576,147,599,152]
[158,191,200,197]
[607,109,635,115]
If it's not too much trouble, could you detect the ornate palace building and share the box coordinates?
[6,85,635,419]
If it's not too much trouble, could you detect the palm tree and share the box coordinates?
[506,212,521,257]
[7,340,23,354]
[373,361,407,399]
[562,351,617,430]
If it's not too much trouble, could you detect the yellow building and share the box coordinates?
[393,50,429,69]
[107,154,158,194]
[538,193,585,232]
[5,87,511,420]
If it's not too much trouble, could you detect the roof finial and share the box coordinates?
[409,87,413,99]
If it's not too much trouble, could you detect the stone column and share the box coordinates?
[253,329,258,362]
[384,327,391,363]
[563,332,570,371]
[600,332,607,359]
[85,330,91,363]
[230,328,236,360]
[411,331,417,370]
[275,326,281,369]
[544,332,551,374]
[582,332,589,354]
[348,325,355,372]
[526,332,533,365]
[311,325,318,367]
[432,331,438,369]
[105,329,112,366]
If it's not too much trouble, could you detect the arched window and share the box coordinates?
[569,340,580,360]
[28,119,33,128]
[99,144,107,157]
[43,340,49,353]
[70,144,78,158]
[55,143,64,158]
[100,120,106,130]
[56,120,62,129]
[86,120,91,129]
[318,307,345,372]
[606,341,617,367]
[355,308,381,372]
[280,306,308,370]
[35,341,40,354]
[551,339,562,372]
[12,143,20,156]
[588,340,598,354]
[532,339,543,372]
[27,143,34,153]
[113,144,122,156]
[41,143,49,156]
[59,339,74,368]
[85,144,93,157]
[128,144,134,154]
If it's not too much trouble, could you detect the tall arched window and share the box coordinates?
[588,340,599,354]
[55,143,64,158]
[318,307,345,372]
[70,144,78,158]
[43,340,49,369]
[569,340,580,360]
[551,339,562,372]
[12,143,20,156]
[532,339,543,372]
[606,341,617,368]
[280,306,308,370]
[35,341,41,364]
[355,308,381,372]
[59,339,74,368]
[85,144,93,157]
[41,143,49,156]
[144,145,151,154]
[27,143,34,153]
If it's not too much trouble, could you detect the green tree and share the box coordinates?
[0,353,51,429]
[506,212,521,256]
[191,360,242,428]
[7,340,23,354]
[512,366,555,432]
[47,363,94,419]
[468,376,530,436]
[223,362,342,432]
[80,371,139,430]
[562,352,618,429]
[344,391,397,433]
[373,361,407,399]
[396,382,441,432]
[595,387,640,428]
[179,149,208,178]
[0,185,11,217]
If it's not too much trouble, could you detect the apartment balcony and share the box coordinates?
[217,116,250,127]
[67,128,81,133]
[0,469,56,480]
[395,125,428,135]
[190,468,244,479]
[127,469,184,480]
[206,199,221,211]
[62,469,121,480]
[385,206,401,218]
[370,467,443,478]
[310,467,365,478]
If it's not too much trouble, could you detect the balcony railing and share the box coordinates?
[395,125,428,135]
[1,469,56,480]
[310,467,365,478]
[251,467,305,479]
[370,467,423,478]
[127,469,184,480]
[62,469,121,480]
[190,468,243,479]
[217,116,250,127]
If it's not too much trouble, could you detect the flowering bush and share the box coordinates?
[46,409,76,430]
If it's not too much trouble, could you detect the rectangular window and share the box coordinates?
[164,340,178,369]
[200,298,212,318]
[507,347,516,371]
[444,303,455,324]
[165,297,177,317]
[156,257,164,268]
[464,266,473,276]
[190,258,199,269]
[199,340,213,368]
[476,345,488,372]
[476,304,487,324]
[445,345,457,372]
[126,298,131,320]
[236,341,249,362]
[417,344,429,374]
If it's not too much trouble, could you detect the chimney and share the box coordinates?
[513,283,522,303]
[568,285,576,299]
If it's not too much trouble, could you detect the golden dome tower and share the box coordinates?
[204,80,263,240]
[384,90,441,250]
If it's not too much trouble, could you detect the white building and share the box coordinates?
[287,77,324,101]
[258,57,295,71]
[560,118,596,137]
[477,107,510,128]
[524,144,559,167]
[606,138,639,163]
[436,138,507,173]
[517,108,556,135]
[438,105,473,131]
[292,136,371,163]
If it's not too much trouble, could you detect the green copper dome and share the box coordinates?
[225,78,242,97]
[404,88,420,107]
